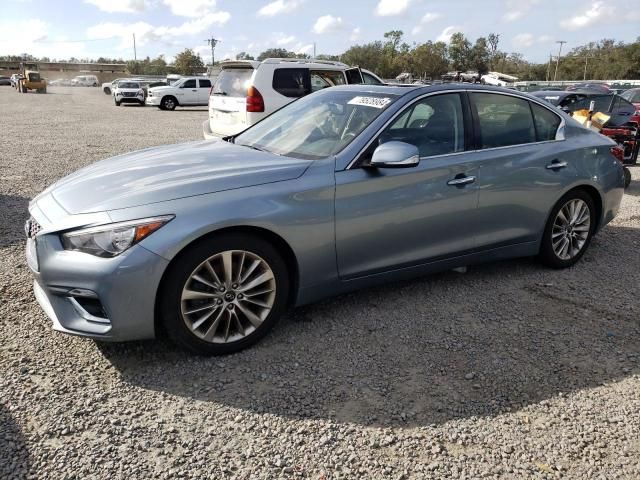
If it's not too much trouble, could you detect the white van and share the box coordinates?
[203,58,384,139]
[71,75,99,87]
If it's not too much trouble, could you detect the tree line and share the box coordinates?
[4,32,639,80]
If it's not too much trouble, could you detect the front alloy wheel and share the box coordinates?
[539,190,595,268]
[181,250,276,343]
[161,234,289,355]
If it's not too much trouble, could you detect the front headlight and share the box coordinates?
[61,215,174,257]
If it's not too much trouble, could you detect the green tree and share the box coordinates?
[257,48,297,61]
[469,37,490,74]
[173,49,205,75]
[236,52,255,60]
[448,32,471,71]
[487,33,500,70]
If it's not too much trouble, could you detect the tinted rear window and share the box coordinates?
[531,102,561,142]
[199,78,211,88]
[213,68,253,97]
[272,68,310,98]
[471,93,536,149]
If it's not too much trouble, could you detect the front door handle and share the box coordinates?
[546,160,568,170]
[192,89,198,92]
[447,175,476,187]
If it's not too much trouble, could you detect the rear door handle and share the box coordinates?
[447,175,476,186]
[546,160,568,170]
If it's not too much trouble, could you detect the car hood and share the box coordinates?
[149,85,175,93]
[39,141,312,214]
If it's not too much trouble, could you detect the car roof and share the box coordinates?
[331,83,546,99]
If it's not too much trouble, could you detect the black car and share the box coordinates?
[0,76,11,86]
[532,90,637,127]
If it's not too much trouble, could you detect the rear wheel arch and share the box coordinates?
[154,225,300,336]
[567,185,603,230]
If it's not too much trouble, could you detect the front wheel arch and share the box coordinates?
[153,225,300,337]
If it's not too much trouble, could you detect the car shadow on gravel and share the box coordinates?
[0,404,31,479]
[0,195,29,247]
[99,225,640,428]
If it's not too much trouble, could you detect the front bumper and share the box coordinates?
[146,96,162,106]
[28,229,170,342]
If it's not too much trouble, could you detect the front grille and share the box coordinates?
[122,92,136,97]
[25,217,41,238]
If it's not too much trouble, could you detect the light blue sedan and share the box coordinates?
[26,85,625,355]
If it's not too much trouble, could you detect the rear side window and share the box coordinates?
[199,79,211,89]
[272,68,311,98]
[213,68,253,97]
[530,102,561,141]
[362,72,382,85]
[471,93,536,149]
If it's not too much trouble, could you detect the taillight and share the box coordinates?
[246,86,264,112]
[610,146,624,163]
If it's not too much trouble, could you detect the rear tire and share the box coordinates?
[160,233,290,355]
[623,167,631,189]
[539,190,596,269]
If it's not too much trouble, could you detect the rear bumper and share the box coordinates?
[202,119,249,140]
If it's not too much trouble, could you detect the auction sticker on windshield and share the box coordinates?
[348,96,392,109]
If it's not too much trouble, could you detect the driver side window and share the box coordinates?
[380,93,465,158]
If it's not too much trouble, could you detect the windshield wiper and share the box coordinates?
[213,91,228,96]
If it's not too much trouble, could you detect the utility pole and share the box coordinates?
[546,53,553,82]
[581,56,592,80]
[313,42,316,59]
[554,40,566,82]
[205,37,220,66]
[133,33,137,62]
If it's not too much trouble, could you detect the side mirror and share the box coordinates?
[369,141,420,168]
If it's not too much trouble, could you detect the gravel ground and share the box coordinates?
[1,86,639,479]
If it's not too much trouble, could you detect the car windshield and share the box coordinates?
[118,82,139,89]
[234,89,399,160]
[621,89,640,103]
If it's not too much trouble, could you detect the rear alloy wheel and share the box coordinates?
[539,191,595,268]
[161,96,177,111]
[161,234,289,355]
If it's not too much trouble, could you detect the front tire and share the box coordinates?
[161,96,177,111]
[539,190,596,269]
[114,99,121,106]
[160,234,290,355]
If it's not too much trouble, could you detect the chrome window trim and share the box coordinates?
[346,88,566,170]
